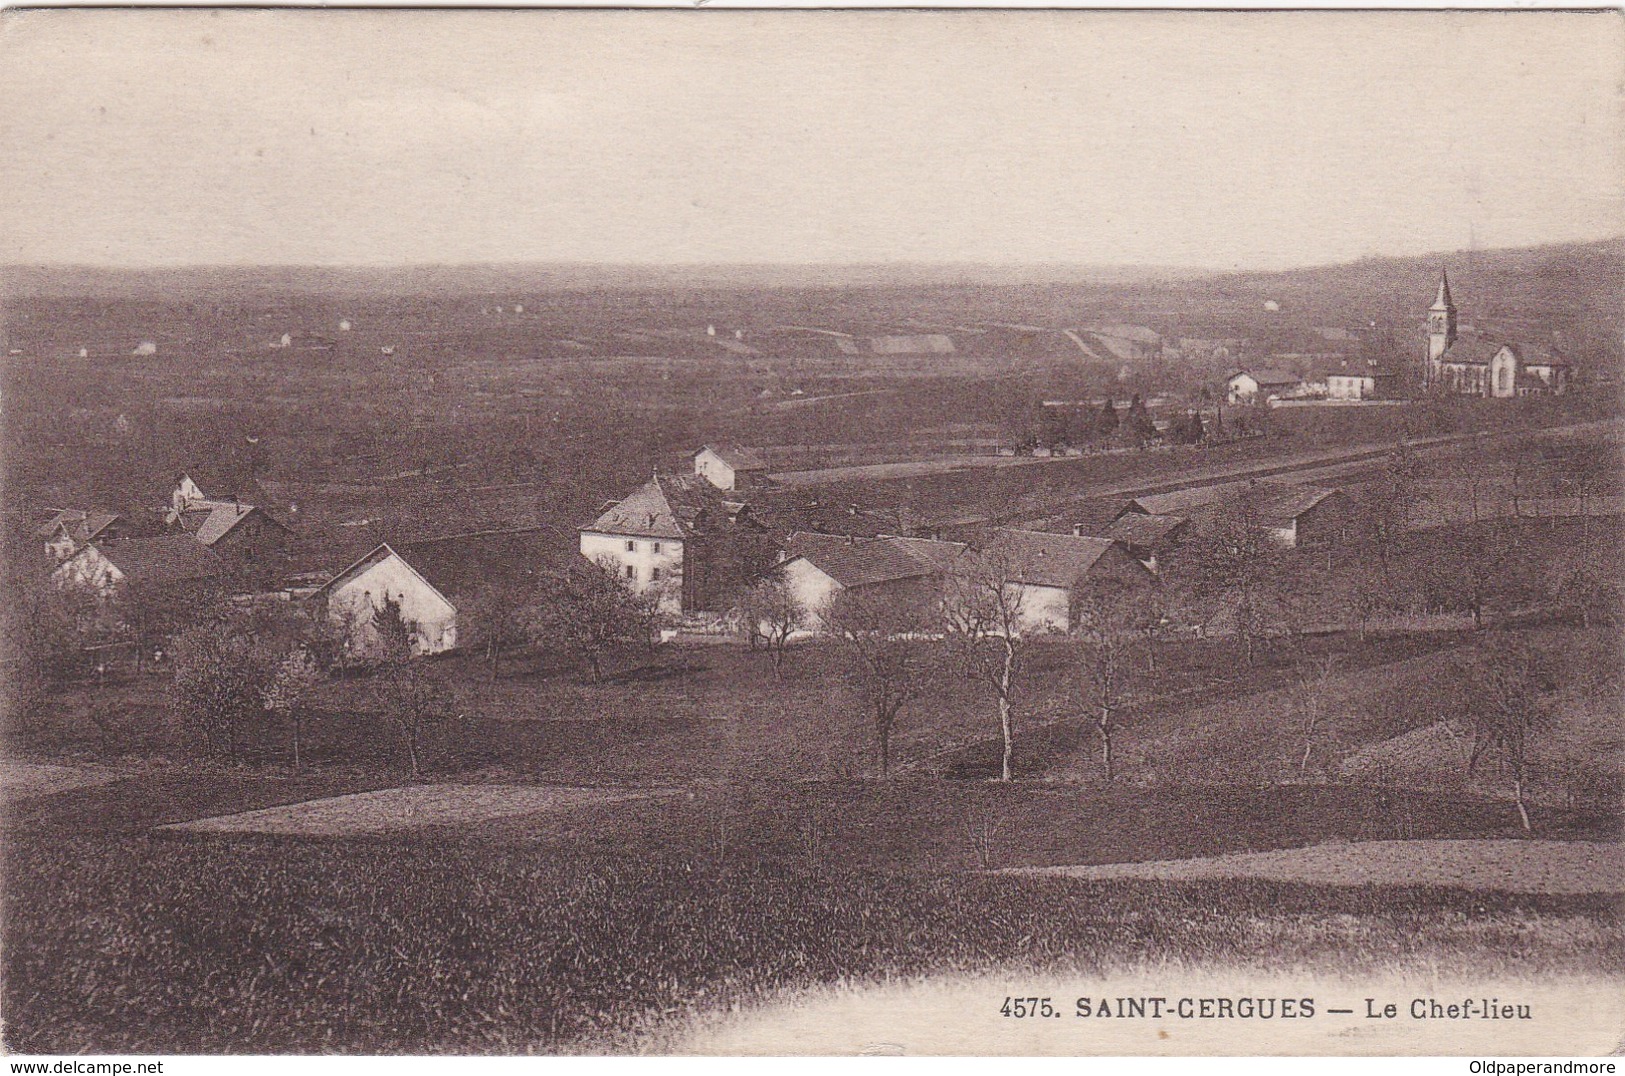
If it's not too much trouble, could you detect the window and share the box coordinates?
[651,542,662,555]
[624,565,636,580]
[651,567,662,581]
[625,540,636,553]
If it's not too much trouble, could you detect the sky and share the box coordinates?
[1,9,1621,270]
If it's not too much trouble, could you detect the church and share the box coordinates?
[1424,271,1572,398]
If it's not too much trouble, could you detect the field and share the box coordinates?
[4,833,1621,1054]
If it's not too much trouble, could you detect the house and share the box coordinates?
[692,444,771,492]
[775,532,966,630]
[1256,486,1353,549]
[1425,270,1572,398]
[1326,367,1399,400]
[312,543,458,656]
[53,536,224,599]
[1227,369,1302,404]
[1093,513,1189,573]
[981,529,1152,633]
[35,510,133,562]
[580,473,779,615]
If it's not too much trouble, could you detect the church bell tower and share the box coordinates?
[1426,269,1458,386]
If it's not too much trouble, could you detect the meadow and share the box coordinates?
[5,832,1620,1054]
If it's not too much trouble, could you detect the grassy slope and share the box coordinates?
[4,833,1619,1055]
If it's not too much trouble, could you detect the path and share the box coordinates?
[160,783,682,837]
[1003,839,1625,896]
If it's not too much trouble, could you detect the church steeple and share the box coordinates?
[1431,268,1455,315]
[1426,268,1459,380]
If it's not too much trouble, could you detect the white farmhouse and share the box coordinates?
[1226,369,1302,405]
[692,444,770,492]
[775,532,965,630]
[1325,368,1398,400]
[982,529,1152,634]
[313,542,457,656]
[580,473,778,615]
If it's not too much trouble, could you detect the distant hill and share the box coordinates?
[0,261,1219,299]
[1178,237,1625,324]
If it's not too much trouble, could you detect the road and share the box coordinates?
[946,417,1621,528]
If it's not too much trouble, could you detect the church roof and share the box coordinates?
[1438,336,1505,366]
[1440,335,1569,369]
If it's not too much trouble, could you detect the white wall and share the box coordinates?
[328,552,457,655]
[53,546,122,596]
[1489,347,1518,399]
[1227,375,1258,403]
[1326,375,1373,401]
[693,450,736,491]
[1012,583,1071,634]
[779,558,843,630]
[579,531,684,614]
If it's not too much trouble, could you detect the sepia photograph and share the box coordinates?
[0,6,1621,1059]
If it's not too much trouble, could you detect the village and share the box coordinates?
[16,270,1604,671]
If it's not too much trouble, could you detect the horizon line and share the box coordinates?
[3,235,1621,279]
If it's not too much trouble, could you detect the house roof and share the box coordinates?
[1258,485,1342,526]
[695,444,770,472]
[1101,513,1188,547]
[1326,367,1398,380]
[313,542,454,610]
[91,536,224,588]
[584,473,731,540]
[396,527,560,598]
[34,509,88,539]
[983,529,1121,589]
[192,503,256,546]
[35,509,121,544]
[1126,480,1252,517]
[782,532,965,589]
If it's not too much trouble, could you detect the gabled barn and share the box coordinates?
[981,529,1153,633]
[775,532,965,630]
[312,543,457,657]
[693,444,771,492]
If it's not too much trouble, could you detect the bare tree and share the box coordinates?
[373,650,456,779]
[941,547,1026,782]
[731,576,805,679]
[461,580,533,681]
[169,613,279,761]
[823,585,936,776]
[262,645,322,772]
[1294,653,1340,777]
[531,560,663,683]
[1071,578,1140,782]
[1464,643,1551,832]
[1170,484,1281,664]
[1366,442,1420,582]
